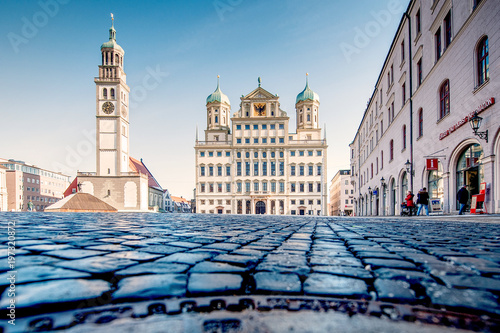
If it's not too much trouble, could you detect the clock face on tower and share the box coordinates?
[102,102,115,114]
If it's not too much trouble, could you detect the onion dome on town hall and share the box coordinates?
[296,73,320,104]
[101,13,124,53]
[206,76,230,106]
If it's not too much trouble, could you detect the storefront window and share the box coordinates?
[456,144,484,208]
[428,161,444,211]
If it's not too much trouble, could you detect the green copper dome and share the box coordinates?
[296,75,319,104]
[206,77,230,105]
[101,23,124,53]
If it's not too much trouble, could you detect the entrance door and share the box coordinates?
[255,201,266,214]
[456,144,483,211]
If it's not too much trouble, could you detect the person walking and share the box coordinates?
[405,190,415,216]
[417,187,429,216]
[457,185,469,215]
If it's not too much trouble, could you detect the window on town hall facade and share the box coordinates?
[477,36,489,86]
[439,79,450,119]
[401,40,405,62]
[402,124,407,150]
[444,11,452,49]
[402,82,406,103]
[435,27,442,61]
[390,140,394,161]
[416,9,421,34]
[418,108,423,138]
[381,151,384,169]
[417,59,423,86]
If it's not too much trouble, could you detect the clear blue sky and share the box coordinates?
[0,0,407,199]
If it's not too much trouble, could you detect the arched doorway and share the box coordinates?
[401,171,408,203]
[456,144,484,211]
[390,178,396,215]
[255,201,266,214]
[427,161,444,212]
[375,188,379,216]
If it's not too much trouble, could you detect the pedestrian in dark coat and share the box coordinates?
[417,187,430,216]
[457,185,469,215]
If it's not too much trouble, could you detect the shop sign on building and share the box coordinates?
[439,98,495,140]
[426,158,439,170]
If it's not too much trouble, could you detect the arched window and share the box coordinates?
[103,88,107,99]
[402,125,407,150]
[110,88,115,99]
[307,114,311,122]
[477,36,489,86]
[389,140,394,161]
[215,115,218,123]
[418,108,423,137]
[439,80,450,119]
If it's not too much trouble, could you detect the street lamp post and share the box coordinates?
[368,186,372,216]
[469,111,488,142]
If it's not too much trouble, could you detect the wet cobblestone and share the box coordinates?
[1,213,500,330]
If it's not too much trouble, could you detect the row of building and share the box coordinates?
[343,0,499,216]
[0,156,191,213]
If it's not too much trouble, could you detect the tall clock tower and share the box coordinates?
[95,15,130,176]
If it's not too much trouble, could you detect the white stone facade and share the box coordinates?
[195,80,328,215]
[329,170,354,216]
[350,0,500,215]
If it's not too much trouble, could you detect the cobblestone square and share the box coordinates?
[1,213,500,332]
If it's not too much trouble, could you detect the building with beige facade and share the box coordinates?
[76,17,164,212]
[0,165,7,212]
[329,170,354,216]
[195,76,328,215]
[350,0,499,215]
[0,158,70,212]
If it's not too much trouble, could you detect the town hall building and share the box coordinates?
[195,76,328,215]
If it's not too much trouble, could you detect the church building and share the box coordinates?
[76,16,164,212]
[195,76,328,215]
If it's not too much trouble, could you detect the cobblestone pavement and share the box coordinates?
[1,213,500,332]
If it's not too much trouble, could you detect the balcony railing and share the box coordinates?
[196,141,232,146]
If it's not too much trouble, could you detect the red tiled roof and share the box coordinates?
[129,157,162,190]
[171,196,189,203]
[64,177,78,197]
